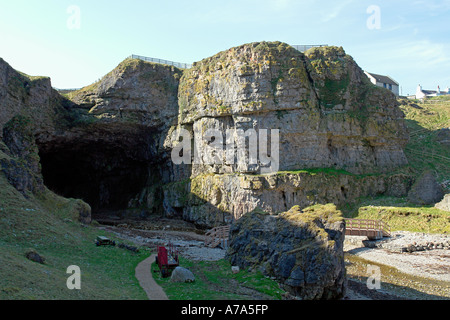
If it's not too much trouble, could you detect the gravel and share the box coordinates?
[100,225,226,261]
[345,231,450,282]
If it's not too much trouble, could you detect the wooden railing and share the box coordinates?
[345,218,390,239]
[204,225,231,248]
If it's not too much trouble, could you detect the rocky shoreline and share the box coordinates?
[346,231,450,253]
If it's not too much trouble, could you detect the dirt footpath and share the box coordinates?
[135,254,168,300]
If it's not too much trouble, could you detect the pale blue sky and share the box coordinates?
[0,0,449,95]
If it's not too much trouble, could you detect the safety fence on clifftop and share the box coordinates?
[128,54,192,69]
[291,44,328,52]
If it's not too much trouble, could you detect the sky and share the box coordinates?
[0,0,449,96]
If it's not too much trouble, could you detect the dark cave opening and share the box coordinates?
[37,129,158,218]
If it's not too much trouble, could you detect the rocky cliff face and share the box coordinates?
[0,57,184,219]
[0,58,69,140]
[67,58,182,130]
[176,42,408,177]
[163,42,411,226]
[1,41,412,225]
[163,170,413,227]
[36,59,185,217]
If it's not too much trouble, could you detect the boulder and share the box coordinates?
[436,128,450,147]
[170,267,195,283]
[70,199,92,224]
[25,250,45,264]
[435,194,450,212]
[408,170,444,205]
[226,204,346,300]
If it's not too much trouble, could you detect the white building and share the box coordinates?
[415,85,450,99]
[364,71,400,96]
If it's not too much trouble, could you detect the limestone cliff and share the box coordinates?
[163,170,413,227]
[37,59,185,216]
[67,58,182,130]
[0,57,184,218]
[176,42,408,176]
[0,41,413,226]
[0,58,69,140]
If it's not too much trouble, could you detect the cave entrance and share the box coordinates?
[37,127,160,219]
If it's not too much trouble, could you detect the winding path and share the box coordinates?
[135,254,169,300]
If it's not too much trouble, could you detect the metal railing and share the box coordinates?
[291,44,328,52]
[128,54,192,69]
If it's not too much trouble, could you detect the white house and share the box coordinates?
[415,85,450,99]
[364,71,400,96]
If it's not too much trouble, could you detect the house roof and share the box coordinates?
[365,72,399,86]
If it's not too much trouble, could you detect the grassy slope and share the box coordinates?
[0,173,148,300]
[400,96,450,183]
[0,169,284,300]
[345,97,450,233]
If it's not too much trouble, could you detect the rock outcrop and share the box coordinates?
[67,58,182,131]
[435,194,450,212]
[407,170,444,205]
[0,59,92,223]
[164,170,414,227]
[1,115,44,196]
[226,204,346,300]
[0,58,73,140]
[176,42,408,177]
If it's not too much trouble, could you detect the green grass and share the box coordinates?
[277,167,357,177]
[342,196,450,234]
[399,98,450,183]
[0,166,284,300]
[151,257,285,300]
[335,98,450,234]
[0,173,148,300]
